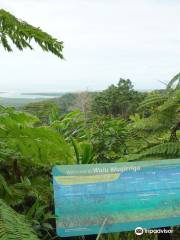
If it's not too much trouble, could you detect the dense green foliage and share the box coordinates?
[0,76,180,239]
[0,106,72,166]
[23,100,60,125]
[22,92,95,124]
[0,200,39,240]
[92,78,146,118]
[0,9,64,58]
[125,86,180,161]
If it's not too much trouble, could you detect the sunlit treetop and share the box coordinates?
[0,9,64,58]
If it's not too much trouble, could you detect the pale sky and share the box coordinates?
[0,0,180,92]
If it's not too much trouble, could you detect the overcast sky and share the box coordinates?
[0,0,180,92]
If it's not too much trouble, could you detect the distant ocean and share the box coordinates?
[0,92,64,99]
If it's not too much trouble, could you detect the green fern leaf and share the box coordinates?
[0,9,64,58]
[0,199,39,239]
[128,142,180,161]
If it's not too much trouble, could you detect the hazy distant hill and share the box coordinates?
[21,92,64,97]
[0,97,46,108]
[22,92,97,124]
[0,92,66,108]
[21,93,77,124]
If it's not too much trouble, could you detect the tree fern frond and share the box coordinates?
[138,94,167,110]
[158,91,180,112]
[128,142,180,161]
[0,199,39,239]
[130,113,163,132]
[0,9,64,58]
[0,175,12,197]
[167,73,180,89]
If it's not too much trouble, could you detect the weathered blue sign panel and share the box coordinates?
[52,159,180,237]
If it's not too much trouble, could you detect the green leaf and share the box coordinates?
[0,199,39,240]
[0,9,64,58]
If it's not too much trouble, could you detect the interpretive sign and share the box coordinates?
[52,159,180,237]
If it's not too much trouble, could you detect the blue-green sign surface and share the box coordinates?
[52,159,180,237]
